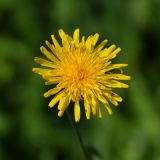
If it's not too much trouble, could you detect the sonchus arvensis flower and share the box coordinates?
[32,29,130,122]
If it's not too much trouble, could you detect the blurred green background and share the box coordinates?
[0,0,160,159]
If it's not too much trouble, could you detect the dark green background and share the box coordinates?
[0,0,160,160]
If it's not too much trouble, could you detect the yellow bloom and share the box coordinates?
[32,29,130,122]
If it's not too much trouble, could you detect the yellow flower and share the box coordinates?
[32,28,130,122]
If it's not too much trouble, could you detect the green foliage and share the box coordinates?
[0,0,160,159]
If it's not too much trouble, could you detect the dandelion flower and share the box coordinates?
[32,29,130,122]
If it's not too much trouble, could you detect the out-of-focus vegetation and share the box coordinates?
[0,0,160,160]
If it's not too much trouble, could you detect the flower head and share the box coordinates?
[32,29,130,122]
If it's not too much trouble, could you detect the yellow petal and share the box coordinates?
[58,110,64,117]
[84,97,91,120]
[44,87,63,98]
[96,94,108,104]
[104,80,129,88]
[45,40,57,55]
[74,101,80,122]
[111,92,122,102]
[92,33,99,46]
[102,64,128,72]
[95,39,108,52]
[81,36,85,44]
[103,74,131,80]
[32,68,61,78]
[34,57,57,68]
[107,44,116,53]
[85,35,93,50]
[40,46,58,62]
[105,93,119,106]
[48,92,64,108]
[51,35,61,50]
[104,91,123,105]
[58,29,70,49]
[58,29,66,39]
[42,75,61,81]
[104,103,112,115]
[91,97,98,115]
[44,79,61,85]
[32,68,52,76]
[106,47,121,61]
[58,97,70,111]
[73,28,80,46]
[97,105,102,118]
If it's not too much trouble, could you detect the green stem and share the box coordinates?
[66,110,91,160]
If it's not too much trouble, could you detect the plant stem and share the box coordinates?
[66,110,91,160]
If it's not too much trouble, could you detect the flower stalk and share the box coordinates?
[66,110,91,160]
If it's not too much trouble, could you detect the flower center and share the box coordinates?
[78,68,85,81]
